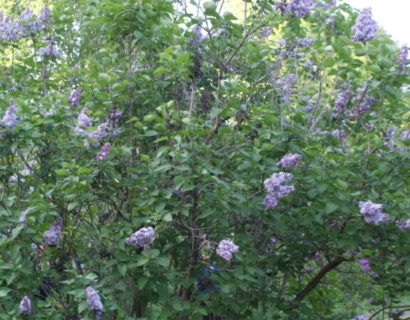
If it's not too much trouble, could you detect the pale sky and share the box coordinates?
[346,0,409,45]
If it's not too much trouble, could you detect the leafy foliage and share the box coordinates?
[0,0,409,319]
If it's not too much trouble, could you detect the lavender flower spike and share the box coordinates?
[351,8,378,43]
[86,287,104,312]
[276,153,301,169]
[96,143,111,161]
[68,88,82,107]
[43,217,63,247]
[125,226,154,248]
[216,239,239,261]
[19,296,31,315]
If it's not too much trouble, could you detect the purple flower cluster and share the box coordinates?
[359,201,389,225]
[296,37,314,47]
[275,0,314,18]
[96,143,111,161]
[189,24,205,45]
[77,108,92,128]
[314,128,347,140]
[0,100,19,137]
[275,74,297,102]
[351,8,378,43]
[39,39,62,58]
[19,296,31,315]
[351,87,376,118]
[319,0,337,9]
[334,90,350,113]
[395,219,410,231]
[86,287,104,311]
[68,88,82,107]
[397,45,408,75]
[106,107,123,127]
[264,172,295,209]
[125,226,154,248]
[19,208,31,227]
[43,217,63,247]
[262,27,272,38]
[0,5,50,41]
[359,258,371,272]
[216,239,239,261]
[304,267,314,274]
[351,315,368,320]
[276,153,301,169]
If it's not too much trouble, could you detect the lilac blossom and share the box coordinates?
[397,45,408,75]
[334,90,350,113]
[19,296,31,315]
[68,88,82,107]
[86,287,104,312]
[19,208,31,227]
[262,27,272,38]
[395,219,410,231]
[43,217,63,247]
[86,122,108,147]
[370,273,379,279]
[216,239,239,261]
[125,226,154,248]
[276,153,301,169]
[359,258,372,272]
[351,316,368,320]
[39,40,62,58]
[296,37,314,47]
[304,267,314,274]
[280,0,314,18]
[359,200,390,225]
[106,107,123,127]
[37,4,51,29]
[351,87,376,118]
[96,143,111,161]
[189,24,205,45]
[369,297,375,305]
[78,108,92,128]
[263,194,278,209]
[0,15,25,41]
[330,129,346,140]
[1,99,18,129]
[351,8,378,43]
[264,172,295,209]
